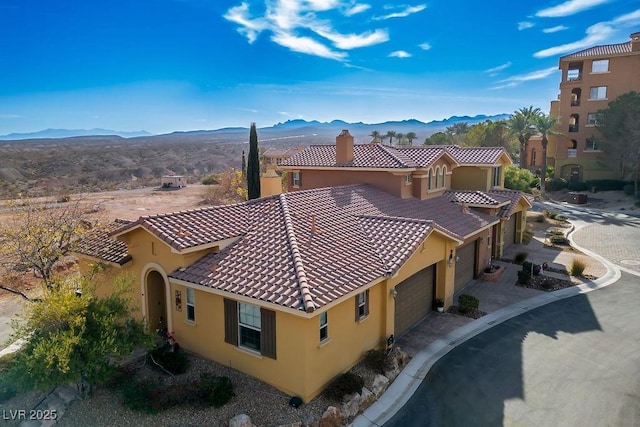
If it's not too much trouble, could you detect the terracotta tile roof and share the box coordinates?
[444,190,509,206]
[169,184,498,312]
[561,41,632,59]
[444,146,508,165]
[488,189,532,218]
[283,144,419,168]
[75,219,132,265]
[283,143,508,169]
[261,147,302,157]
[112,204,249,251]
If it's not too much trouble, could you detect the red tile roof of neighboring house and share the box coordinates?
[283,143,508,169]
[444,190,510,206]
[167,184,498,312]
[561,41,632,59]
[75,219,132,266]
[488,189,532,218]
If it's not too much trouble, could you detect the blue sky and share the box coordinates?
[1,0,639,135]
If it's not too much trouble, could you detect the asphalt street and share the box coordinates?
[385,271,640,427]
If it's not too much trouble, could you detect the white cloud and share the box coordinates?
[518,21,534,30]
[542,25,569,33]
[374,4,426,20]
[344,3,370,16]
[389,50,411,58]
[418,42,431,50]
[491,67,558,89]
[272,32,347,60]
[533,9,640,58]
[536,0,610,18]
[484,62,512,75]
[224,0,393,61]
[0,114,21,119]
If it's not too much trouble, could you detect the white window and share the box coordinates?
[567,68,580,81]
[589,86,607,100]
[276,158,283,165]
[591,59,609,73]
[356,291,368,320]
[319,312,328,342]
[435,167,440,188]
[292,172,301,187]
[441,166,446,188]
[186,288,195,322]
[427,169,432,190]
[585,138,603,151]
[492,166,501,187]
[587,113,598,126]
[239,303,261,352]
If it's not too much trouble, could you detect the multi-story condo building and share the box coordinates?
[528,32,640,183]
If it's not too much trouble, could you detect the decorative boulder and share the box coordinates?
[359,387,376,409]
[371,374,389,397]
[229,414,254,427]
[341,392,362,418]
[319,406,343,427]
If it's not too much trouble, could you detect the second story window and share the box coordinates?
[355,290,369,321]
[589,86,607,100]
[587,113,598,126]
[591,59,609,73]
[292,172,301,187]
[569,114,580,132]
[492,166,501,187]
[585,138,603,151]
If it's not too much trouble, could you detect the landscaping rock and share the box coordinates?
[371,374,389,397]
[319,406,343,427]
[229,413,254,427]
[341,392,361,418]
[359,387,375,409]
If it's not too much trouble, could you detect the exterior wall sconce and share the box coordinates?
[448,249,454,266]
[390,288,398,299]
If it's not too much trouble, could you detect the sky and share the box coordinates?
[1,0,639,135]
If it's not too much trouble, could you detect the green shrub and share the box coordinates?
[119,376,161,414]
[543,209,558,219]
[150,343,189,375]
[555,214,568,222]
[458,294,479,314]
[363,349,391,374]
[201,175,219,185]
[522,261,541,276]
[570,258,586,277]
[567,182,589,191]
[585,179,627,192]
[517,270,532,285]
[514,252,528,265]
[198,373,235,408]
[548,178,567,191]
[324,372,364,401]
[504,165,538,193]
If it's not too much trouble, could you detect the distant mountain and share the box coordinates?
[0,114,509,144]
[0,128,152,140]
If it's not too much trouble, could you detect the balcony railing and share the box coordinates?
[571,100,580,106]
[567,149,577,157]
[566,73,582,82]
[568,126,578,133]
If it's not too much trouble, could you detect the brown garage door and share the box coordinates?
[394,265,435,337]
[454,240,477,293]
[503,214,517,249]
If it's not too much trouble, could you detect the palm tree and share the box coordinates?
[385,130,396,145]
[369,130,381,143]
[396,132,405,146]
[406,132,417,146]
[445,122,470,145]
[533,114,561,197]
[507,106,541,168]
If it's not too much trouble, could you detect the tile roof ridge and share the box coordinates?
[278,193,316,313]
[377,144,415,167]
[562,40,630,57]
[357,214,434,225]
[141,201,248,220]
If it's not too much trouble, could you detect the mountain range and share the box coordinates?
[0,114,509,143]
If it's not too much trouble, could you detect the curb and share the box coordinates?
[353,220,622,427]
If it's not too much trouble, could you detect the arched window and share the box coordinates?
[428,168,433,190]
[441,166,446,188]
[435,167,440,188]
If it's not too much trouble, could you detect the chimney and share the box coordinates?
[336,129,354,164]
[631,32,640,52]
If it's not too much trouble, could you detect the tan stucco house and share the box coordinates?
[76,130,529,402]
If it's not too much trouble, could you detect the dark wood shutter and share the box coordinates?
[354,294,359,322]
[260,308,277,359]
[365,289,370,316]
[224,298,238,346]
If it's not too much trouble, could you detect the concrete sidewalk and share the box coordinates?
[353,223,620,427]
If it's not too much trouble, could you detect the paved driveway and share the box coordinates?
[385,271,640,427]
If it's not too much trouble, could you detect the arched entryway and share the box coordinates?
[146,270,168,333]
